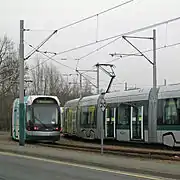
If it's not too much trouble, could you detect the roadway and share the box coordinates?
[0,152,171,180]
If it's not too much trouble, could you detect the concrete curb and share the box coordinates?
[0,146,179,179]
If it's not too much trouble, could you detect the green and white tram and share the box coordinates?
[63,84,180,147]
[11,95,61,142]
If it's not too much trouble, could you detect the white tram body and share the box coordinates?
[12,95,61,142]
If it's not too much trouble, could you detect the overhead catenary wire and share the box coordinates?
[34,16,180,58]
[27,0,134,32]
[26,43,98,88]
[1,41,180,87]
[77,40,180,77]
[107,41,180,63]
[3,38,179,86]
[25,30,58,60]
[25,0,134,60]
[7,16,180,87]
[75,36,122,69]
[3,32,180,85]
[26,15,180,72]
[56,0,134,31]
[26,43,75,71]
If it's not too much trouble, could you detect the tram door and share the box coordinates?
[130,106,144,140]
[105,107,116,138]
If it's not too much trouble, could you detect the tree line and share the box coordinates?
[0,36,93,131]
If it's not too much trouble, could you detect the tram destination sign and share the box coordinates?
[34,99,56,104]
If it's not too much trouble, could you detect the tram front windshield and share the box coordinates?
[32,104,58,125]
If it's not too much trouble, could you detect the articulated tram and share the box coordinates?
[11,95,61,142]
[63,84,180,147]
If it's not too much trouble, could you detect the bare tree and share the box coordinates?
[0,36,19,95]
[0,36,19,130]
[29,59,93,106]
[82,79,93,97]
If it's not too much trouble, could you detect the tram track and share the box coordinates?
[36,141,180,161]
[2,132,180,162]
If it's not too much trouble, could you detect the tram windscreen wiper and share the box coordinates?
[33,115,48,128]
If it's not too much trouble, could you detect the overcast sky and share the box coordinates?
[1,0,180,91]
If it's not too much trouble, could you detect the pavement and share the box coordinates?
[0,153,163,180]
[0,140,179,179]
[0,132,180,179]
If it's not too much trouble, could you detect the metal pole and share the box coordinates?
[153,29,157,90]
[124,82,128,91]
[164,79,167,86]
[100,101,103,155]
[80,73,82,98]
[19,20,25,146]
[152,29,157,143]
[99,93,104,155]
[97,63,100,94]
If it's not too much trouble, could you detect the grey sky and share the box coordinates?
[1,0,180,91]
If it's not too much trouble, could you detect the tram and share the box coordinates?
[63,84,180,147]
[11,95,61,142]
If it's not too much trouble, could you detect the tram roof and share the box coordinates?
[104,88,151,103]
[13,95,61,106]
[79,94,100,106]
[64,98,81,107]
[158,84,180,99]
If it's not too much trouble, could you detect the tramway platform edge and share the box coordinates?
[0,143,180,179]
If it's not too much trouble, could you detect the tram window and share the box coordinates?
[106,107,110,118]
[88,106,96,127]
[81,107,88,125]
[72,111,76,120]
[82,112,88,125]
[163,98,180,125]
[118,104,130,125]
[26,106,31,122]
[93,108,97,127]
[111,108,115,119]
[65,109,68,120]
[68,110,72,121]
